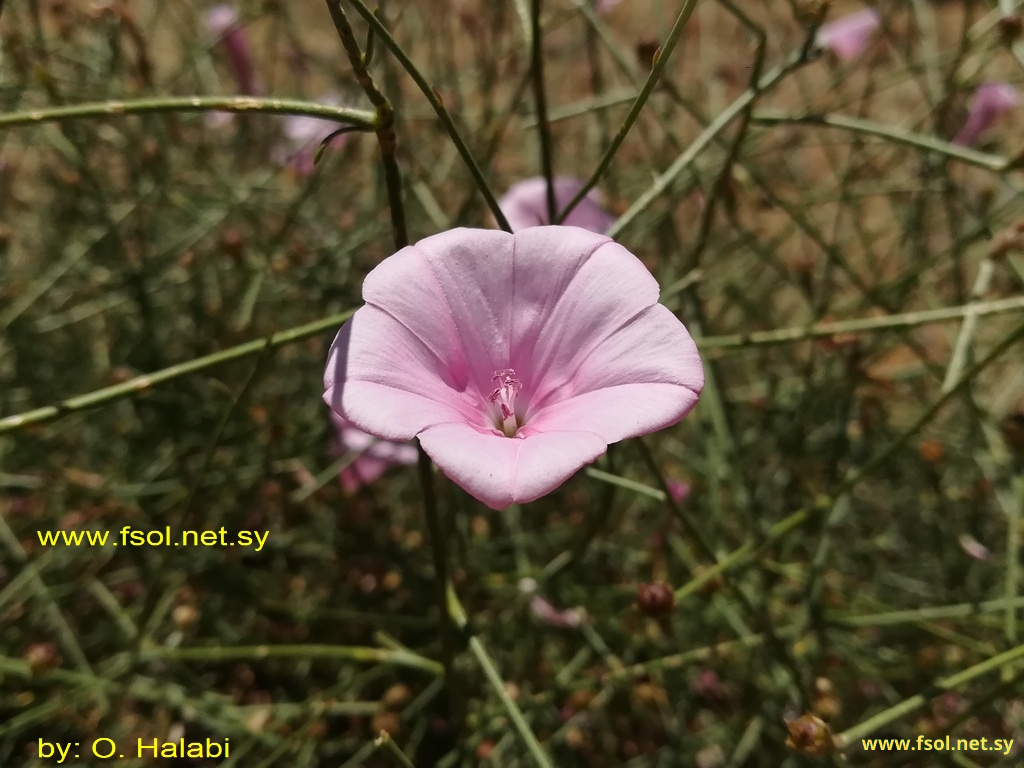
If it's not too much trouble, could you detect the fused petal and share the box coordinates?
[953,82,1020,146]
[816,8,880,61]
[417,422,607,510]
[324,226,704,510]
[497,177,615,233]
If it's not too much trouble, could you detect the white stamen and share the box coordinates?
[488,368,522,437]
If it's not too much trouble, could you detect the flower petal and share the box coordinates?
[525,302,702,439]
[498,177,615,233]
[418,422,606,510]
[816,8,880,61]
[324,306,478,440]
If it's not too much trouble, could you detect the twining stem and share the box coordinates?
[0,96,376,131]
[342,0,512,231]
[556,0,702,224]
[447,584,555,768]
[529,0,557,221]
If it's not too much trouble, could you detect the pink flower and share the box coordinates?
[272,93,352,176]
[331,413,418,494]
[953,82,1020,147]
[667,479,690,504]
[205,5,260,96]
[529,595,586,628]
[518,578,585,629]
[324,226,704,510]
[596,0,622,14]
[815,8,881,60]
[497,177,615,234]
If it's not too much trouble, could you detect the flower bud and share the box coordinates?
[636,582,675,618]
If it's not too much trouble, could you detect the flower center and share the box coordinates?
[489,368,522,437]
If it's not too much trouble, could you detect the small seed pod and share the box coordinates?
[636,582,675,618]
[25,642,61,676]
[998,15,1023,45]
[784,712,837,756]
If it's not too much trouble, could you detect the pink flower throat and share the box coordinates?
[489,368,523,437]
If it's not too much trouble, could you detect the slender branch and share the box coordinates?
[417,443,461,727]
[698,295,1024,352]
[529,0,557,221]
[342,0,512,231]
[0,310,356,433]
[674,318,1024,601]
[142,643,443,676]
[608,49,808,239]
[835,641,1024,748]
[325,0,407,247]
[447,584,555,768]
[556,0,701,224]
[751,110,1009,171]
[0,96,376,131]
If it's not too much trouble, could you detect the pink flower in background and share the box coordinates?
[205,5,261,95]
[815,8,881,60]
[596,0,622,14]
[667,479,690,504]
[324,226,704,510]
[953,82,1020,146]
[273,93,352,176]
[518,578,586,629]
[497,177,615,234]
[331,413,418,493]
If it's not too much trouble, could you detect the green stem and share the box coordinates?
[343,0,512,231]
[556,0,701,224]
[325,0,408,247]
[530,0,557,221]
[750,110,1009,171]
[141,643,443,675]
[417,443,461,727]
[0,310,355,433]
[447,584,555,768]
[675,319,1024,600]
[835,640,1024,748]
[0,96,376,130]
[698,295,1024,352]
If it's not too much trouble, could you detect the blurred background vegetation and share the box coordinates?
[2,0,1024,766]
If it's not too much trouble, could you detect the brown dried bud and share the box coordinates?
[25,642,61,676]
[784,712,837,755]
[172,604,199,630]
[219,227,245,263]
[794,0,831,26]
[1000,412,1024,454]
[636,582,675,618]
[371,711,399,736]
[381,683,411,710]
[918,440,944,464]
[998,15,1023,45]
